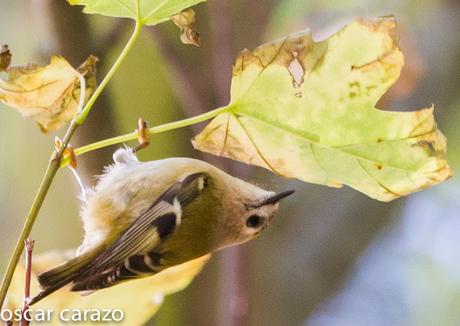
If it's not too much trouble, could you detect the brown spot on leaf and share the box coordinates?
[357,16,398,44]
[348,81,361,98]
[232,49,261,76]
[413,140,436,156]
[349,81,359,88]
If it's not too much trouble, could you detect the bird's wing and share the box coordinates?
[70,172,208,291]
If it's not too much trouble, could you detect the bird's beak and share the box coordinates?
[256,189,295,207]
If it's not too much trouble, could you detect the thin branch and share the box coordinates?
[0,127,73,311]
[60,106,230,167]
[20,239,35,326]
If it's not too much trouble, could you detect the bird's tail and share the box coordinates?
[29,250,95,305]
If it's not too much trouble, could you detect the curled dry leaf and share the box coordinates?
[172,9,200,46]
[8,250,210,325]
[0,55,98,132]
[0,44,12,71]
[192,17,452,201]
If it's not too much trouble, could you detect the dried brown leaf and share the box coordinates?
[172,9,200,46]
[0,55,98,132]
[0,44,12,71]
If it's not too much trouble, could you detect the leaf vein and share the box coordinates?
[233,114,282,175]
[113,0,137,17]
[355,158,401,197]
[141,0,169,22]
[309,143,329,179]
[234,111,433,173]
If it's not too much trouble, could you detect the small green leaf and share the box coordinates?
[68,0,207,25]
[192,18,452,201]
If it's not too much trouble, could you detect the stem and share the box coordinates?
[20,239,34,326]
[0,22,143,310]
[0,143,65,311]
[61,106,229,167]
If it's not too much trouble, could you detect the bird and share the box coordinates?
[30,147,294,304]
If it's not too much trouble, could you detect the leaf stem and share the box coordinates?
[61,106,229,167]
[0,22,143,310]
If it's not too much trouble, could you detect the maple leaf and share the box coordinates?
[193,18,452,201]
[0,55,98,132]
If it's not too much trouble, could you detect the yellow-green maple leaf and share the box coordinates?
[193,18,452,201]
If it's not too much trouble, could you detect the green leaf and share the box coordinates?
[68,0,207,25]
[8,250,210,325]
[192,18,452,201]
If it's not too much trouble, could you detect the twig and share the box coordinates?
[0,122,77,311]
[59,106,229,167]
[20,239,35,326]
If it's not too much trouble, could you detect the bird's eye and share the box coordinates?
[246,215,264,228]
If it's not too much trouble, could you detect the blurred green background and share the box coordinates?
[0,0,459,325]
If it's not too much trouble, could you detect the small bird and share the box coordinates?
[30,147,294,304]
